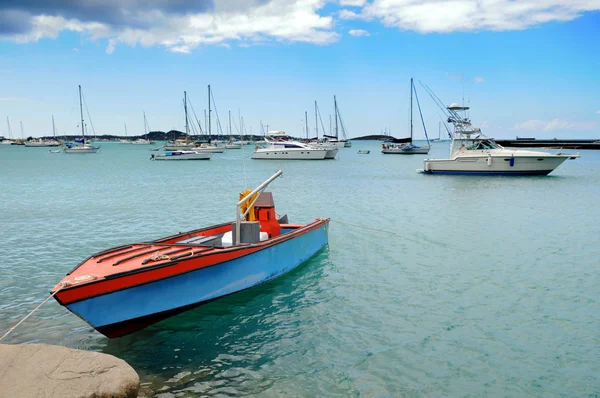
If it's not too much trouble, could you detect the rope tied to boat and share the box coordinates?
[145,251,171,263]
[0,281,70,343]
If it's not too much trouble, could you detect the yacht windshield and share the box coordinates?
[468,139,499,150]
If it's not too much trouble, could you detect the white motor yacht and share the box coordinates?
[252,140,330,160]
[421,103,578,175]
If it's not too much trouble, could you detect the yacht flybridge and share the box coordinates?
[421,102,579,175]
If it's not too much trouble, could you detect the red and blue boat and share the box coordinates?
[52,171,329,338]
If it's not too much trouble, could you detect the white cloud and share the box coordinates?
[1,0,339,53]
[0,97,19,101]
[515,118,599,132]
[475,76,485,83]
[446,72,463,81]
[339,9,364,20]
[596,110,600,114]
[361,0,600,33]
[349,29,370,36]
[340,0,367,6]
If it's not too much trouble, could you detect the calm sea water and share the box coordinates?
[1,142,599,397]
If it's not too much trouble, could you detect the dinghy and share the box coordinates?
[52,170,330,338]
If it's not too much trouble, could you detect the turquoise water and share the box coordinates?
[1,142,599,396]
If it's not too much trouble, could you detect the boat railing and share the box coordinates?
[235,170,283,245]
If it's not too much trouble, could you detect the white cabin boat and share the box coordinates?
[421,103,578,175]
[252,140,330,160]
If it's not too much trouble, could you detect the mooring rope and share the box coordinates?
[0,282,69,343]
[145,251,171,263]
[331,220,397,235]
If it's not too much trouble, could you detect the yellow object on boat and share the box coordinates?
[239,189,258,221]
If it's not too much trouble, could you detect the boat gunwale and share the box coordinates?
[54,219,329,304]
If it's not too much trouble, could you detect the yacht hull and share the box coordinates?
[152,152,212,160]
[252,149,327,160]
[382,146,430,154]
[164,145,195,151]
[64,147,99,154]
[422,155,569,175]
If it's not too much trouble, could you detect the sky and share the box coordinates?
[1,0,599,140]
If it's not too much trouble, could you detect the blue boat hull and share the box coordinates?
[67,223,329,337]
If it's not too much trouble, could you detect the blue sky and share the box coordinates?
[1,0,599,139]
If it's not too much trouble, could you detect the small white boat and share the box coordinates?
[382,143,430,154]
[193,143,225,153]
[48,149,61,153]
[151,150,212,160]
[421,102,579,175]
[130,113,156,144]
[25,139,61,147]
[357,150,370,154]
[64,143,100,154]
[225,142,243,149]
[252,140,329,160]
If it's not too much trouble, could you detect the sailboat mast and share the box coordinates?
[228,110,231,138]
[334,96,339,139]
[144,112,147,136]
[315,101,318,138]
[79,85,85,139]
[20,121,24,139]
[184,91,189,136]
[208,85,211,137]
[6,117,11,139]
[52,116,56,138]
[124,123,127,137]
[410,78,413,142]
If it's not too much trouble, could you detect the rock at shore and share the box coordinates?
[0,343,139,398]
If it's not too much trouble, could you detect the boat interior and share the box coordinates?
[62,192,304,281]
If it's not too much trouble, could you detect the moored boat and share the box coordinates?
[382,78,431,155]
[420,99,579,175]
[64,86,100,154]
[252,139,331,160]
[151,150,212,160]
[51,170,330,338]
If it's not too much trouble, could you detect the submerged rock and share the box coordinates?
[0,343,139,398]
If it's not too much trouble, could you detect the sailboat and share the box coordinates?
[64,85,100,154]
[2,117,16,145]
[130,113,156,144]
[164,92,195,151]
[322,96,351,149]
[382,78,431,154]
[154,91,211,160]
[24,116,61,147]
